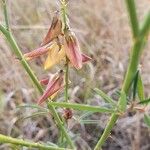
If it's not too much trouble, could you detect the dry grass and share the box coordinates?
[0,0,150,149]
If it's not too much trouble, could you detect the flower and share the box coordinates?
[37,70,64,105]
[24,14,92,70]
[41,12,62,46]
[64,31,82,69]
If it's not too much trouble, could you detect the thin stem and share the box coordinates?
[61,0,70,103]
[0,134,70,150]
[65,58,69,102]
[2,0,9,30]
[0,4,75,149]
[61,0,68,31]
[94,0,150,149]
[125,0,139,39]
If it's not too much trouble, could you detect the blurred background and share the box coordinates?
[0,0,150,149]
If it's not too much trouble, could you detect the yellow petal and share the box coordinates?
[44,44,66,70]
[50,91,58,100]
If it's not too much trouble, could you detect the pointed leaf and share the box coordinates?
[138,98,150,105]
[94,88,116,106]
[137,73,145,101]
[49,102,115,113]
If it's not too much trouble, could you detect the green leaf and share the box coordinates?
[118,91,127,112]
[132,70,139,100]
[137,73,145,101]
[144,114,150,127]
[17,104,48,112]
[49,102,116,113]
[94,88,116,106]
[138,98,150,105]
[79,120,100,124]
[19,112,48,121]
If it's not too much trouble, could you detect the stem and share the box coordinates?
[61,0,70,103]
[2,0,9,30]
[125,0,139,39]
[94,0,150,149]
[0,134,70,150]
[65,58,69,102]
[0,3,75,149]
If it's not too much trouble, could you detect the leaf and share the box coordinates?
[132,70,139,100]
[17,104,48,112]
[137,73,145,101]
[79,120,100,125]
[20,112,48,121]
[49,102,116,113]
[138,98,150,105]
[118,91,127,112]
[94,88,116,106]
[144,114,150,127]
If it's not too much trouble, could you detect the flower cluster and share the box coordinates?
[24,12,92,104]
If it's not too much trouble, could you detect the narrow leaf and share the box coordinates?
[138,98,150,105]
[49,102,115,113]
[80,120,100,124]
[94,88,116,106]
[17,104,48,112]
[137,73,145,101]
[144,114,150,127]
[132,70,139,100]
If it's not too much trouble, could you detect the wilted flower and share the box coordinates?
[24,13,92,70]
[37,70,64,105]
[41,12,62,46]
[64,31,83,69]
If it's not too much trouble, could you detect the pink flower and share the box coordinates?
[64,31,83,69]
[37,70,64,105]
[41,12,62,46]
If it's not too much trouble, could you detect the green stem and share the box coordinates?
[94,0,150,149]
[0,134,70,150]
[0,6,75,150]
[125,0,139,39]
[65,58,69,102]
[2,0,9,30]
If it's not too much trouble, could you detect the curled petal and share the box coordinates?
[41,13,62,46]
[64,31,82,69]
[44,43,66,70]
[24,46,49,60]
[37,70,64,105]
[82,53,92,63]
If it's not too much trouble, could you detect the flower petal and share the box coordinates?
[64,31,82,69]
[41,13,62,46]
[82,53,92,63]
[24,46,49,60]
[37,70,64,105]
[44,44,66,70]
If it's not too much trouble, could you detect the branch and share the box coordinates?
[0,134,70,150]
